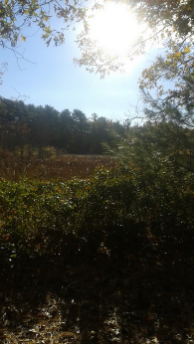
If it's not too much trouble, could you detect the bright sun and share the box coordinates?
[88,2,144,57]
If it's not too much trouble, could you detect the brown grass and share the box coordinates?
[0,154,117,181]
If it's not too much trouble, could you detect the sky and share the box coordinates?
[1,6,159,122]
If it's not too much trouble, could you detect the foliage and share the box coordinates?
[103,117,194,230]
[135,1,194,115]
[0,167,132,257]
[0,156,194,263]
[75,0,194,81]
[1,2,194,340]
[0,130,194,343]
[1,0,193,51]
[0,0,87,50]
[2,217,194,344]
[76,0,194,124]
[139,43,194,113]
[0,0,193,91]
[0,98,123,156]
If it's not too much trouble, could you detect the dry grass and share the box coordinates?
[0,155,117,181]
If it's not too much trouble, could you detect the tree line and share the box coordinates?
[1,95,194,173]
[0,97,127,158]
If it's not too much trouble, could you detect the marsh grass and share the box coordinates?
[0,154,116,181]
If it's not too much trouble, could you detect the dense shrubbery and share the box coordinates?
[1,162,194,264]
[0,167,133,259]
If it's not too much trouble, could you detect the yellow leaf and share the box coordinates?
[184,46,191,54]
[21,34,26,42]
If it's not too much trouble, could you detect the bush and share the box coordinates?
[1,163,194,263]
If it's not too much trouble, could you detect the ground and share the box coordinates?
[1,227,194,343]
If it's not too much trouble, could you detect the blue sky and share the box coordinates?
[1,13,158,122]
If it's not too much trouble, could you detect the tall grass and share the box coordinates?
[0,153,116,181]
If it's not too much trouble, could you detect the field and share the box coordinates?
[0,154,116,181]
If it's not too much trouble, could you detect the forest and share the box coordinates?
[0,98,126,157]
[0,0,194,343]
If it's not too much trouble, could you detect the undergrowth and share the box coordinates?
[1,162,194,343]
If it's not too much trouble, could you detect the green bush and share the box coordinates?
[0,163,194,262]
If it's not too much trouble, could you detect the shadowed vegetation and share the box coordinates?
[1,160,194,343]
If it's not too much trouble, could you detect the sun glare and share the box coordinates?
[89,2,144,57]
